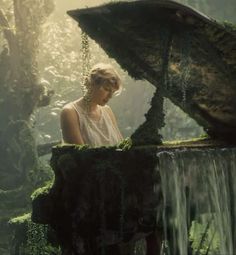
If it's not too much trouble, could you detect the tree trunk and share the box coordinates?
[0,0,54,253]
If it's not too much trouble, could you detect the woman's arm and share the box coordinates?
[60,106,85,144]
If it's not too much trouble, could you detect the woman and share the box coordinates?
[60,63,161,254]
[60,63,123,146]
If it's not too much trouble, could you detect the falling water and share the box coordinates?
[157,148,236,255]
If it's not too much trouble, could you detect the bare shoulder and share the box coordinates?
[60,102,84,144]
[61,103,77,120]
[62,102,74,111]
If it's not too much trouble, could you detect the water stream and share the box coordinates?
[157,148,236,255]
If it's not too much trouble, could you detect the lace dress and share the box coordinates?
[71,102,122,147]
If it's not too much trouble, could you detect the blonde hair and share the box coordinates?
[84,63,122,96]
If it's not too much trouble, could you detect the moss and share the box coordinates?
[222,21,236,34]
[52,138,232,154]
[10,213,60,255]
[55,143,90,150]
[31,181,53,201]
[9,213,31,225]
[159,137,231,149]
[163,137,209,145]
[117,137,132,150]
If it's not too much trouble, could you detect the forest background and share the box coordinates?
[0,0,235,253]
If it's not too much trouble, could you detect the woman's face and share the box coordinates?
[91,83,118,106]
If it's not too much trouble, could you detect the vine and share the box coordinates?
[81,31,91,95]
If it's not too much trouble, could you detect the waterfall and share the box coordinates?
[157,148,236,255]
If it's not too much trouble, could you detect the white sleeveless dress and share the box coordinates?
[71,102,122,147]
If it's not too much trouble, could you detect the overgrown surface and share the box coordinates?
[32,142,236,254]
[32,145,162,254]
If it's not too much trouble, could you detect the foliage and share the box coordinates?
[117,137,132,150]
[222,21,236,34]
[0,0,55,253]
[31,181,53,201]
[10,213,61,255]
[189,216,220,255]
[161,98,204,140]
[0,0,54,182]
[9,213,31,225]
[26,222,59,255]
